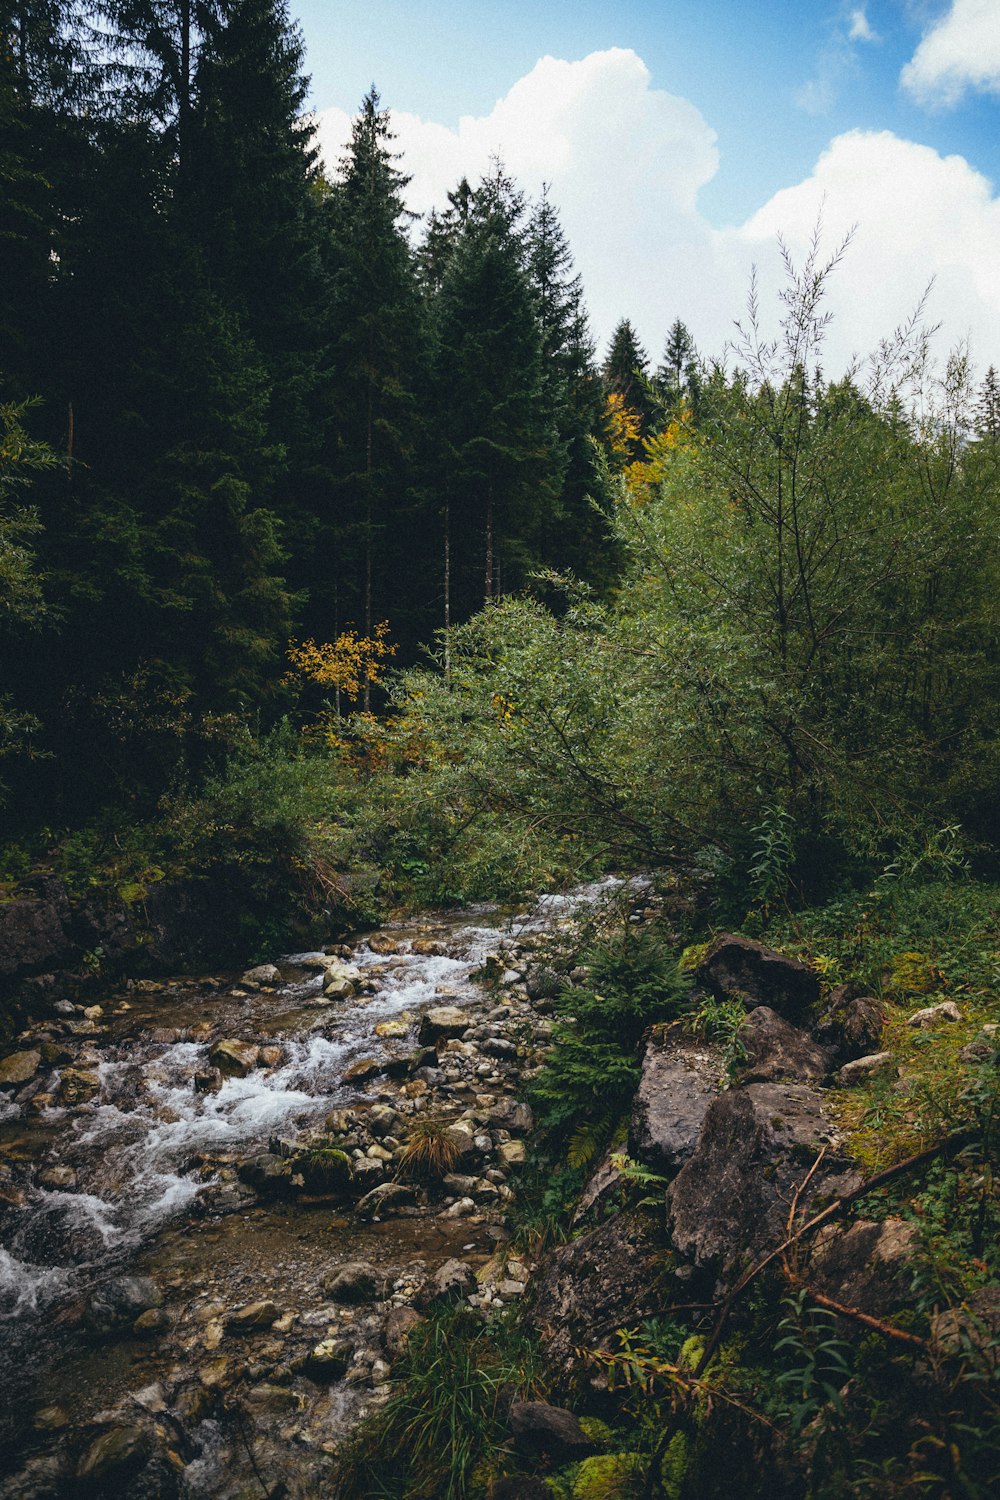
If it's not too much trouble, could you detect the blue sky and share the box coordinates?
[293,1,1000,372]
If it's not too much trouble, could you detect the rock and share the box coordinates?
[442,1196,476,1218]
[0,1050,41,1088]
[931,1287,1000,1372]
[412,939,446,957]
[194,1068,222,1093]
[0,1456,69,1500]
[487,1098,534,1135]
[227,1299,281,1332]
[304,1338,353,1381]
[525,965,566,1002]
[295,1146,353,1193]
[667,1082,855,1285]
[208,1039,259,1078]
[56,1066,100,1105]
[367,1103,401,1137]
[428,1259,475,1300]
[367,933,402,955]
[572,1453,644,1498]
[443,1122,479,1161]
[258,1044,283,1068]
[808,1217,919,1317]
[38,1165,77,1190]
[381,1306,424,1360]
[85,1277,162,1336]
[245,1382,302,1413]
[509,1400,595,1459]
[134,1306,171,1335]
[354,1182,417,1219]
[323,1261,384,1303]
[242,963,281,986]
[814,991,885,1062]
[0,877,72,978]
[836,1051,896,1086]
[498,1139,527,1167]
[375,1019,410,1039]
[961,1025,999,1063]
[77,1426,152,1486]
[696,934,820,1019]
[323,959,361,999]
[530,1210,666,1373]
[418,1006,469,1045]
[236,1152,296,1198]
[342,1057,384,1085]
[629,1030,721,1173]
[481,1037,517,1060]
[32,1405,70,1432]
[907,1000,963,1027]
[737,1007,833,1084]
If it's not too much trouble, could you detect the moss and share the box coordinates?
[660,1431,689,1500]
[577,1417,614,1449]
[571,1453,644,1500]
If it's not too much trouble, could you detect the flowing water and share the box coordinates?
[0,879,626,1498]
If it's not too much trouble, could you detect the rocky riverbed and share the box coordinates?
[0,882,620,1500]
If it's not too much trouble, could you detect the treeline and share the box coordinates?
[0,0,694,834]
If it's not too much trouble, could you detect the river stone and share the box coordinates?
[209,1039,259,1078]
[0,1456,70,1500]
[696,934,821,1018]
[227,1299,281,1332]
[382,1306,424,1360]
[375,1019,409,1039]
[354,1182,417,1219]
[0,1050,41,1088]
[530,1209,666,1374]
[323,1261,384,1303]
[77,1426,152,1485]
[56,1066,101,1105]
[343,1057,385,1084]
[412,938,447,957]
[85,1276,162,1336]
[509,1400,595,1459]
[629,1030,721,1173]
[245,1382,302,1413]
[242,963,281,986]
[487,1098,534,1135]
[134,1306,171,1335]
[736,1007,834,1084]
[38,1165,77,1190]
[498,1139,527,1167]
[667,1082,855,1284]
[367,1103,401,1136]
[236,1152,295,1198]
[836,1051,896,1086]
[304,1338,353,1381]
[419,1007,469,1044]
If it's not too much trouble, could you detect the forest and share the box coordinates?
[2,4,1000,1500]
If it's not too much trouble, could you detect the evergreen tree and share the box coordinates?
[657,317,701,413]
[324,87,427,680]
[432,166,546,619]
[602,317,654,460]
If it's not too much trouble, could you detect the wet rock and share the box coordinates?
[295,1146,353,1193]
[0,1456,69,1500]
[809,1217,919,1317]
[354,1182,417,1219]
[509,1400,595,1459]
[227,1299,281,1332]
[38,1165,77,1190]
[242,963,281,986]
[323,1261,384,1303]
[236,1153,296,1199]
[667,1083,854,1284]
[411,939,446,957]
[418,1007,470,1045]
[375,1019,409,1039]
[77,1426,152,1486]
[367,1104,401,1137]
[0,1050,41,1088]
[907,1000,962,1027]
[530,1210,665,1373]
[86,1277,162,1336]
[304,1338,353,1381]
[836,1051,896,1086]
[629,1030,721,1173]
[382,1306,424,1360]
[696,934,820,1019]
[258,1044,283,1068]
[737,1007,833,1084]
[133,1307,171,1335]
[814,990,885,1062]
[56,1066,101,1105]
[32,1406,70,1432]
[342,1057,385,1085]
[193,1068,222,1093]
[323,959,361,999]
[245,1382,302,1413]
[487,1098,534,1135]
[208,1039,259,1078]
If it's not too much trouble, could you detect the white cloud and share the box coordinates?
[901,0,1000,106]
[315,50,1000,375]
[848,7,876,43]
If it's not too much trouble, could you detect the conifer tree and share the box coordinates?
[602,318,654,460]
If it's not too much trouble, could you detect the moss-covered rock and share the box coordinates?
[571,1453,644,1500]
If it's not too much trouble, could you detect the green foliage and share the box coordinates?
[334,1306,547,1500]
[571,1453,644,1500]
[684,996,747,1080]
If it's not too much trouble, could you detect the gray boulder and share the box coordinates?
[815,986,885,1062]
[667,1082,856,1285]
[696,934,820,1019]
[509,1400,595,1459]
[418,1007,469,1045]
[629,1029,721,1173]
[323,1260,384,1303]
[737,1006,834,1083]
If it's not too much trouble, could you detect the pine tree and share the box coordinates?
[323,87,427,686]
[657,317,700,412]
[602,318,654,461]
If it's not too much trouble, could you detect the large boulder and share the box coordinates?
[418,1007,469,1045]
[323,1261,385,1304]
[814,986,885,1062]
[208,1039,259,1078]
[736,1007,833,1084]
[696,935,820,1019]
[529,1209,665,1375]
[0,1050,41,1088]
[0,877,72,978]
[509,1400,595,1460]
[629,1029,721,1174]
[807,1217,919,1317]
[667,1082,857,1286]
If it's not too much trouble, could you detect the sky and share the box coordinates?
[293,0,1000,377]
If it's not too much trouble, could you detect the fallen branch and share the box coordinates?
[791,1283,928,1349]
